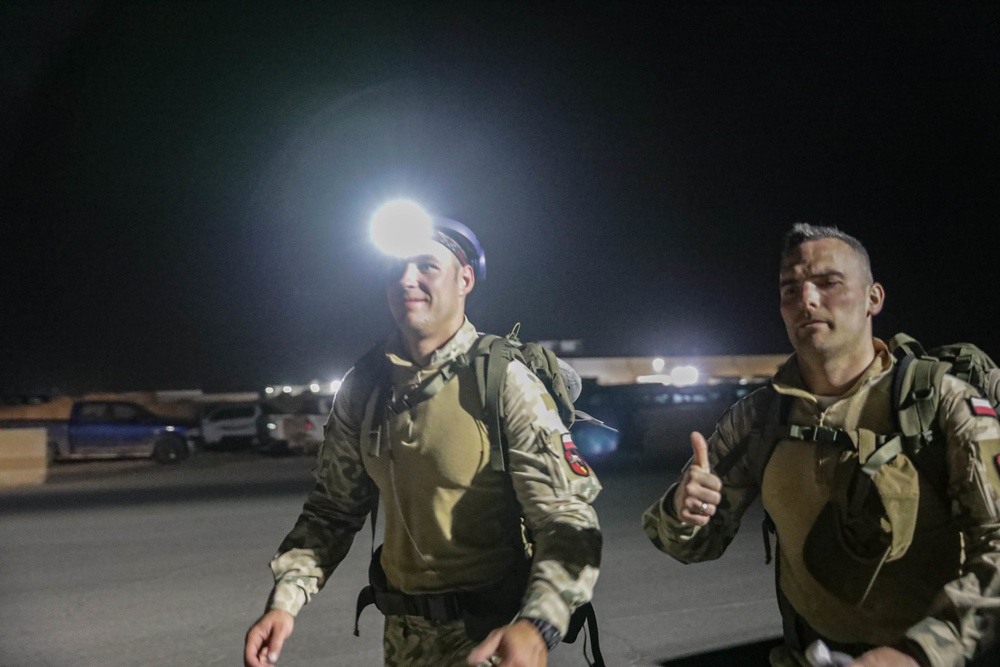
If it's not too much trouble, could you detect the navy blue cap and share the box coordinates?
[433,217,486,281]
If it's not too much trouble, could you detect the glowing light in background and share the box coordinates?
[670,365,699,386]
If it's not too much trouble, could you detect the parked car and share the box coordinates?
[257,396,333,456]
[197,402,263,449]
[0,399,196,463]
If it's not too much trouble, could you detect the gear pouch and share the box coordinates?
[802,430,920,605]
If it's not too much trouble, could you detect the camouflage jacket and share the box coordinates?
[643,341,1000,667]
[267,319,602,637]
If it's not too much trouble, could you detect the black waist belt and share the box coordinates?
[374,587,466,620]
[354,585,470,635]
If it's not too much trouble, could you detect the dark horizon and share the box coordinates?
[2,2,998,395]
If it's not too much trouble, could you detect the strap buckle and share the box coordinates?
[797,425,852,446]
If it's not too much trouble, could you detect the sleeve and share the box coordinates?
[903,375,1000,667]
[500,361,603,637]
[640,389,766,564]
[265,365,378,617]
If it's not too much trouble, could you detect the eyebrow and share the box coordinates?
[779,270,845,288]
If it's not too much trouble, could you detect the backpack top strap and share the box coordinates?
[887,332,927,361]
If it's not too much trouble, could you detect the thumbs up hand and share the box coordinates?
[672,432,722,527]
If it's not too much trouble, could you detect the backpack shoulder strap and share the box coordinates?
[357,344,393,460]
[893,355,950,448]
[892,353,951,501]
[715,384,787,486]
[470,334,519,471]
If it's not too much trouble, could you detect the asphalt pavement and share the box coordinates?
[0,446,781,667]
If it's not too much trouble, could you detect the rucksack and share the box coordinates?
[714,333,1000,565]
[710,334,1000,643]
[353,323,604,666]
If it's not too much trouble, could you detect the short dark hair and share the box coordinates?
[781,222,873,283]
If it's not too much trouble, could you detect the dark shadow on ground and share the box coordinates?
[659,637,783,667]
[659,637,1000,667]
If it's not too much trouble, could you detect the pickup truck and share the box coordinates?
[257,396,333,456]
[0,399,196,463]
[197,402,263,449]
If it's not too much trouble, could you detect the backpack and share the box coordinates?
[711,334,1000,642]
[714,333,1000,571]
[353,323,604,666]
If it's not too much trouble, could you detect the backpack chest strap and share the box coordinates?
[363,355,471,459]
[386,354,469,415]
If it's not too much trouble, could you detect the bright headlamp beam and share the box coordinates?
[369,200,434,258]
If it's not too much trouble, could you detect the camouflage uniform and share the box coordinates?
[643,340,1000,667]
[267,319,602,666]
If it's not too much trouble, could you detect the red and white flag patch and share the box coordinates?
[561,433,591,477]
[969,397,998,418]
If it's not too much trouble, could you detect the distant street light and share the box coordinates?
[670,365,699,386]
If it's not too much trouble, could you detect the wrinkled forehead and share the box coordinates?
[779,238,865,278]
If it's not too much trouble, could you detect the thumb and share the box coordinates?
[467,628,502,665]
[690,431,710,470]
[262,623,290,665]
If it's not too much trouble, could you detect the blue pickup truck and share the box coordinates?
[1,399,196,463]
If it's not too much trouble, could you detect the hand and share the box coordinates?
[244,609,294,667]
[849,647,920,667]
[672,432,722,526]
[467,619,548,666]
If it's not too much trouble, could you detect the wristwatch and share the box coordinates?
[521,616,561,651]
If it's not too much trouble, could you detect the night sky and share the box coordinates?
[2,2,998,395]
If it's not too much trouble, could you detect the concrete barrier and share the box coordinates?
[0,428,47,487]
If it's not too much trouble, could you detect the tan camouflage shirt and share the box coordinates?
[643,340,1000,667]
[267,319,602,637]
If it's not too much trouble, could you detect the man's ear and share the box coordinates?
[867,282,885,316]
[459,264,475,296]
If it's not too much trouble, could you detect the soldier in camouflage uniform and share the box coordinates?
[643,223,1000,667]
[244,212,602,667]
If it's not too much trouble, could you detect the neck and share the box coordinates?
[401,319,464,366]
[797,339,877,396]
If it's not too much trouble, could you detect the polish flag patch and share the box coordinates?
[969,397,998,418]
[562,433,591,477]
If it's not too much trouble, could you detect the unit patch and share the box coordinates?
[995,454,1000,478]
[562,433,591,477]
[970,397,998,418]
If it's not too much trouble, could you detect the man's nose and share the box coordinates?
[799,282,820,310]
[398,262,420,287]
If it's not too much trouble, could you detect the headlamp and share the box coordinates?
[369,200,486,281]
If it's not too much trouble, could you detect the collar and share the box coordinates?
[384,318,479,370]
[772,338,894,402]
